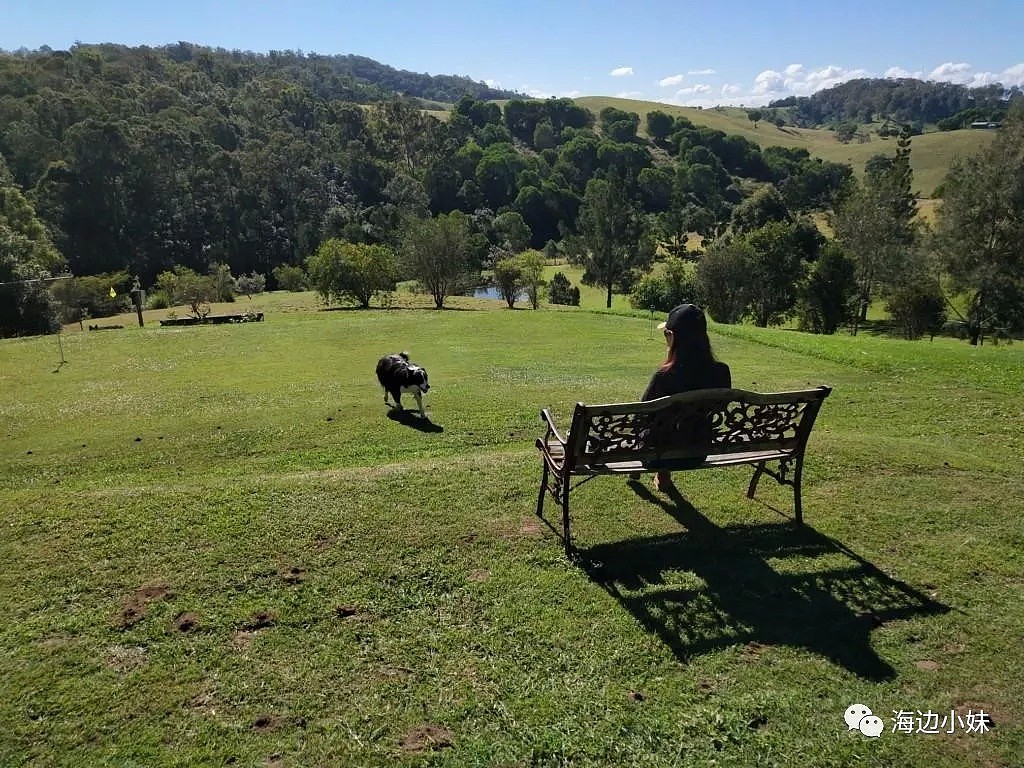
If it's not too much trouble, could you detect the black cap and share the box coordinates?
[657,303,707,334]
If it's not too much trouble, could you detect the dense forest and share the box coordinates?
[770,77,1024,129]
[0,43,847,282]
[2,43,1021,344]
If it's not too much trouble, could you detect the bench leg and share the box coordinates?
[793,457,804,524]
[536,462,549,518]
[561,486,572,556]
[746,462,766,500]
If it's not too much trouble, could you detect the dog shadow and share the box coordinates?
[572,481,949,681]
[386,408,444,433]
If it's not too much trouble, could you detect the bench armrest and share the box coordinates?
[539,408,566,446]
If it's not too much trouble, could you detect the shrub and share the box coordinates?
[491,256,522,308]
[629,258,699,313]
[797,244,857,334]
[695,239,752,324]
[3,264,59,335]
[548,271,580,306]
[155,267,216,318]
[518,249,546,310]
[273,264,307,291]
[50,271,131,320]
[234,272,266,299]
[886,279,947,340]
[208,263,235,303]
[307,239,398,308]
[145,290,172,310]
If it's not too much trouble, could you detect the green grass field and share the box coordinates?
[574,96,995,197]
[2,293,1022,766]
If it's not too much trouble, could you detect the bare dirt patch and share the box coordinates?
[335,604,360,619]
[740,641,767,661]
[105,644,148,673]
[252,714,285,733]
[281,566,307,585]
[496,517,545,541]
[117,583,173,629]
[915,659,940,671]
[467,568,490,582]
[231,630,258,650]
[400,724,453,754]
[172,611,200,633]
[519,518,544,537]
[245,610,277,630]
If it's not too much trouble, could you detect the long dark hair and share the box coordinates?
[660,326,716,372]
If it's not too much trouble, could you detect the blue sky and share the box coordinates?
[4,0,1023,106]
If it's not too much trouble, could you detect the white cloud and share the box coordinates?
[952,63,1024,88]
[722,84,742,96]
[1001,63,1024,86]
[688,68,716,75]
[674,84,712,97]
[483,78,501,88]
[1003,63,1024,79]
[733,63,872,106]
[610,66,634,77]
[883,66,923,79]
[799,65,870,94]
[615,90,644,99]
[752,69,786,95]
[966,71,1001,87]
[521,85,584,99]
[921,60,1024,88]
[658,74,685,87]
[928,61,972,83]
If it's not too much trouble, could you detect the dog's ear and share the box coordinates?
[399,351,410,361]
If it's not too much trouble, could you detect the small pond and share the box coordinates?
[471,286,526,301]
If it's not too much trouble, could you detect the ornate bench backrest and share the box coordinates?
[565,387,831,467]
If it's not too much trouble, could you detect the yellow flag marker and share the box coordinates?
[109,287,117,298]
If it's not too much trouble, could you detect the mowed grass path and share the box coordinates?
[2,299,1022,766]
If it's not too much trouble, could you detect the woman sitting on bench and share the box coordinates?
[641,303,732,492]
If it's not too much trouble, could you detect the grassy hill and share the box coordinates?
[574,96,995,197]
[2,294,1022,766]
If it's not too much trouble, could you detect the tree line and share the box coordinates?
[770,77,1023,129]
[628,118,1024,343]
[1,44,1021,343]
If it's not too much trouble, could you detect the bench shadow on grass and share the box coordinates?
[575,481,949,681]
[386,408,444,433]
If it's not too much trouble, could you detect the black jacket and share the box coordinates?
[642,360,732,401]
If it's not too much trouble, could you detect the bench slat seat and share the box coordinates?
[536,386,832,555]
[542,441,796,473]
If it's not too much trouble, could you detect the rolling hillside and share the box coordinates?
[574,96,995,197]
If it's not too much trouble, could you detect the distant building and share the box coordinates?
[970,121,1001,129]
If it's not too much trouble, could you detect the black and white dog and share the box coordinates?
[376,352,430,416]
